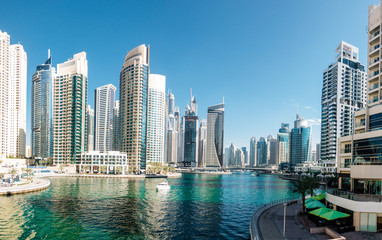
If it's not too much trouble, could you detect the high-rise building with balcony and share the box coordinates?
[119,44,149,172]
[146,74,166,163]
[205,103,224,167]
[113,100,120,151]
[183,96,198,167]
[268,135,277,165]
[8,44,27,157]
[0,31,10,157]
[85,105,94,152]
[53,52,88,165]
[290,114,312,169]
[94,84,116,152]
[321,41,367,163]
[32,51,55,158]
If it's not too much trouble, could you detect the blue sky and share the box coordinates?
[0,0,378,149]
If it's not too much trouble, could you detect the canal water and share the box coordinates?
[0,172,293,239]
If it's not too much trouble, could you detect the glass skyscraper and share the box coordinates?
[183,96,198,167]
[32,52,55,159]
[249,137,257,167]
[119,44,149,172]
[205,103,224,167]
[290,114,312,169]
[277,123,290,169]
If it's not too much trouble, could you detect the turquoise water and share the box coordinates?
[0,172,293,239]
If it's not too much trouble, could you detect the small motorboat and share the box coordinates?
[156,181,170,191]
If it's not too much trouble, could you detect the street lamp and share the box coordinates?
[283,202,287,239]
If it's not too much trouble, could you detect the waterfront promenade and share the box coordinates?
[0,178,50,196]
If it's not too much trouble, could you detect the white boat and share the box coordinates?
[156,181,170,191]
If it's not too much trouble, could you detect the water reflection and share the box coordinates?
[0,173,292,239]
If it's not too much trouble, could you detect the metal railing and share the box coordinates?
[249,197,295,240]
[327,188,382,202]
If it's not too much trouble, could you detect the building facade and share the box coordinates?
[94,84,116,152]
[113,100,120,151]
[321,41,367,163]
[32,52,55,159]
[53,52,88,165]
[78,151,129,174]
[183,96,198,167]
[8,44,27,157]
[268,135,277,165]
[205,103,224,167]
[257,137,269,166]
[146,74,166,163]
[277,123,290,169]
[290,114,312,169]
[119,44,149,172]
[249,137,257,167]
[85,105,94,152]
[198,119,207,167]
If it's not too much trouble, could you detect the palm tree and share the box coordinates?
[292,176,319,214]
[308,176,320,198]
[21,168,26,178]
[100,166,106,174]
[25,168,33,180]
[9,168,17,185]
[59,165,64,173]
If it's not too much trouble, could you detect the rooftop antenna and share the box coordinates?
[48,49,51,58]
[223,96,225,104]
[297,103,299,115]
[190,88,193,102]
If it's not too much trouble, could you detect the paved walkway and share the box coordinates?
[258,201,321,240]
[0,178,50,196]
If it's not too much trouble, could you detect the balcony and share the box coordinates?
[369,58,380,68]
[369,70,380,79]
[370,44,380,53]
[369,83,379,91]
[354,121,365,128]
[327,188,382,202]
[368,97,379,104]
[370,31,380,40]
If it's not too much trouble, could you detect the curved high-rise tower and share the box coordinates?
[205,103,224,167]
[119,44,149,172]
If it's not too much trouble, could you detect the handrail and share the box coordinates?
[249,197,295,240]
[327,188,382,202]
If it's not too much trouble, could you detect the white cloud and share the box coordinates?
[306,118,321,126]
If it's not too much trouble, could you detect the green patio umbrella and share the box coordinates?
[319,210,350,221]
[309,207,333,217]
[305,198,316,203]
[305,199,325,209]
[311,193,326,201]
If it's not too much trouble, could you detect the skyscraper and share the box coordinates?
[277,123,290,169]
[146,74,166,163]
[53,52,88,165]
[198,119,207,167]
[8,44,27,157]
[0,31,10,157]
[119,44,149,172]
[205,103,225,167]
[94,84,116,152]
[227,143,236,167]
[164,92,175,163]
[241,147,248,166]
[257,137,269,166]
[113,100,120,151]
[234,148,244,167]
[249,137,257,167]
[183,96,198,167]
[290,114,312,169]
[268,135,277,165]
[85,105,94,152]
[32,51,55,159]
[321,41,366,163]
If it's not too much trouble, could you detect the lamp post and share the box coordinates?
[283,202,287,239]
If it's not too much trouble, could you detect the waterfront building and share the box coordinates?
[78,151,129,174]
[257,137,269,166]
[183,96,198,167]
[31,51,55,159]
[227,143,236,167]
[234,148,244,167]
[8,44,27,157]
[146,74,166,163]
[0,31,10,157]
[321,41,367,163]
[268,135,277,165]
[174,107,181,163]
[316,143,321,161]
[119,44,149,172]
[164,92,175,162]
[205,103,225,167]
[277,123,290,169]
[241,147,248,166]
[53,52,88,165]
[112,100,120,151]
[85,105,94,152]
[290,114,312,169]
[249,137,257,167]
[198,119,207,167]
[94,84,116,152]
[327,3,382,232]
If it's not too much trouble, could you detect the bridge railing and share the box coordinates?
[249,197,296,240]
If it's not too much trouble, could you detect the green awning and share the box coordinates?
[311,193,326,201]
[309,207,333,217]
[305,199,325,209]
[305,198,316,203]
[320,210,350,221]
